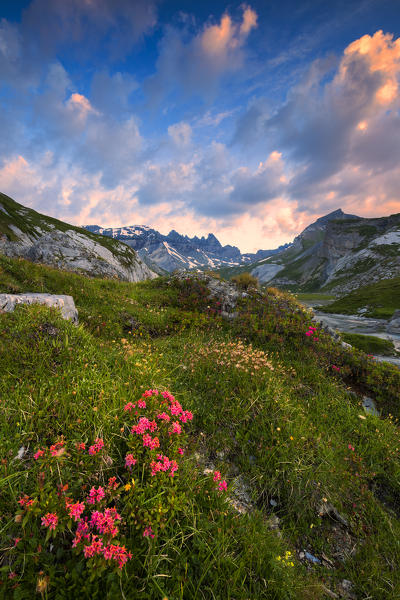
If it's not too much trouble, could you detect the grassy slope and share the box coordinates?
[341,333,398,356]
[0,256,400,598]
[321,277,400,319]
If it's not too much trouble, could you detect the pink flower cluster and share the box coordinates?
[213,471,227,492]
[131,417,158,435]
[66,500,85,522]
[88,438,104,456]
[125,453,137,469]
[90,508,121,537]
[41,512,58,530]
[73,515,132,569]
[124,402,136,412]
[332,365,340,372]
[108,476,119,490]
[82,534,132,569]
[33,448,44,460]
[142,434,160,449]
[305,326,318,341]
[17,495,35,509]
[87,486,106,504]
[143,525,155,538]
[150,454,178,477]
[169,421,182,436]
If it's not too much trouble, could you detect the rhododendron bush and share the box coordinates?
[2,389,227,595]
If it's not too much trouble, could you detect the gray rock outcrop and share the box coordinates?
[0,193,157,282]
[387,310,400,334]
[0,293,78,323]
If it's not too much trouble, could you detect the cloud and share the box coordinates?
[262,30,400,217]
[168,122,192,147]
[20,0,158,61]
[145,5,257,104]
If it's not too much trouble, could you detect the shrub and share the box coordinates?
[231,272,258,290]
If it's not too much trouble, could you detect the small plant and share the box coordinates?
[231,272,258,290]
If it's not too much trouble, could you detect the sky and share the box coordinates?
[0,0,400,252]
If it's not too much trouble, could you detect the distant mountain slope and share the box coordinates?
[252,209,400,293]
[0,193,156,282]
[84,224,289,273]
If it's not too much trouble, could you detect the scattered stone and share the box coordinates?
[304,551,321,564]
[321,585,339,599]
[387,310,400,334]
[269,498,278,507]
[318,502,349,528]
[266,515,280,530]
[13,446,26,461]
[0,293,79,324]
[338,579,356,599]
[362,396,379,416]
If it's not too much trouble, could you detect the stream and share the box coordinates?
[301,301,400,368]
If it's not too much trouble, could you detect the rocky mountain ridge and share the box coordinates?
[255,209,400,293]
[0,193,156,282]
[84,224,289,272]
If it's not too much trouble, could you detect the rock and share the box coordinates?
[0,293,78,324]
[304,551,321,564]
[338,579,356,599]
[266,515,280,530]
[318,502,349,528]
[0,195,156,283]
[362,396,380,416]
[387,310,400,334]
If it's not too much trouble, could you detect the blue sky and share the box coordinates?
[0,0,399,251]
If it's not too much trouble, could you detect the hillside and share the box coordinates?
[0,193,156,282]
[319,277,400,319]
[0,255,400,599]
[251,210,400,294]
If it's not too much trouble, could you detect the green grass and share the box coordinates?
[295,293,335,302]
[341,333,398,356]
[320,277,400,319]
[0,256,400,599]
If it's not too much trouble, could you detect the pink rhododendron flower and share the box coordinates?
[102,543,132,569]
[169,421,182,435]
[124,402,136,412]
[143,526,155,538]
[332,365,340,372]
[218,480,227,492]
[87,486,106,504]
[157,412,170,422]
[170,401,183,416]
[33,449,44,460]
[17,495,35,509]
[76,442,86,451]
[142,434,160,449]
[125,453,137,469]
[67,501,85,522]
[179,410,193,423]
[83,535,104,558]
[88,438,104,455]
[137,399,147,409]
[348,444,355,451]
[49,441,65,457]
[107,476,119,490]
[213,471,222,482]
[177,447,184,455]
[90,508,121,537]
[41,512,58,530]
